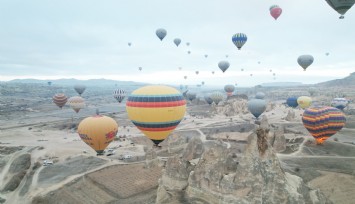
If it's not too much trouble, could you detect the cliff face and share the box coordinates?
[156,127,331,204]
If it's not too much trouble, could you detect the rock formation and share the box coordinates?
[156,126,331,204]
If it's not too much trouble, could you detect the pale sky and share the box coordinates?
[0,0,354,86]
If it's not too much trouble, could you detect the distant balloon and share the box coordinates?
[270,6,282,20]
[273,73,276,76]
[187,92,197,101]
[286,97,299,108]
[78,115,118,155]
[113,89,126,103]
[195,71,199,75]
[139,67,142,71]
[331,98,349,110]
[156,28,167,41]
[52,93,67,109]
[308,87,318,96]
[225,55,229,58]
[269,5,279,11]
[187,51,191,54]
[302,106,346,144]
[218,61,230,73]
[224,85,235,97]
[325,0,355,19]
[186,42,190,46]
[269,69,272,72]
[297,96,312,109]
[68,96,85,113]
[241,69,244,71]
[297,55,314,71]
[211,71,215,74]
[250,74,253,77]
[204,54,208,58]
[210,92,224,105]
[74,84,86,96]
[325,52,330,56]
[126,85,186,145]
[178,67,182,70]
[201,81,205,85]
[232,33,247,50]
[184,76,187,79]
[255,92,266,99]
[174,38,181,47]
[128,42,132,46]
[248,99,267,119]
[204,95,213,105]
[47,81,52,86]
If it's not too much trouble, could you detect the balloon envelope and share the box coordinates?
[174,38,181,47]
[297,55,314,71]
[218,61,230,72]
[113,89,126,103]
[186,92,197,101]
[78,115,118,154]
[224,85,235,96]
[255,92,266,99]
[74,84,86,96]
[286,97,299,108]
[331,98,348,110]
[53,93,67,109]
[204,95,213,105]
[156,28,167,41]
[248,99,267,119]
[126,85,186,145]
[68,96,85,113]
[210,92,224,105]
[270,7,282,20]
[302,106,346,144]
[297,96,312,109]
[325,0,355,18]
[232,33,247,50]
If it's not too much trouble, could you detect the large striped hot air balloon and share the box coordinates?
[210,92,224,105]
[297,96,312,109]
[113,89,126,103]
[302,106,346,144]
[52,93,67,109]
[68,96,86,113]
[78,115,118,155]
[126,85,186,145]
[232,33,247,50]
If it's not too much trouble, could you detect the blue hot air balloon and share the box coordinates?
[232,33,247,50]
[286,97,298,108]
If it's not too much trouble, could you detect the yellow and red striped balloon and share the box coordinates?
[126,85,186,145]
[302,106,346,144]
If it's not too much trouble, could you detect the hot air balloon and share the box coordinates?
[204,95,213,105]
[270,6,282,20]
[286,97,298,108]
[255,92,266,99]
[139,67,142,71]
[47,81,52,86]
[226,55,229,58]
[113,89,126,103]
[270,5,279,11]
[211,71,215,74]
[78,115,118,155]
[187,51,191,54]
[210,92,224,105]
[184,76,187,79]
[302,106,346,144]
[248,99,266,119]
[241,69,244,71]
[128,42,132,46]
[174,38,181,47]
[297,96,312,109]
[195,71,199,75]
[297,55,314,71]
[325,52,330,56]
[250,74,253,77]
[201,81,205,85]
[186,42,190,46]
[187,92,197,101]
[218,61,230,73]
[325,0,355,19]
[308,87,318,96]
[68,96,85,113]
[126,85,186,145]
[205,54,208,58]
[224,85,235,97]
[232,33,247,50]
[74,84,86,96]
[52,93,67,109]
[178,67,182,70]
[156,28,167,41]
[269,69,272,72]
[331,98,349,110]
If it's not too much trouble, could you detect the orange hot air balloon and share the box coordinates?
[77,115,118,155]
[52,93,67,109]
[67,96,85,113]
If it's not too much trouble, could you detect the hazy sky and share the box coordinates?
[0,0,354,86]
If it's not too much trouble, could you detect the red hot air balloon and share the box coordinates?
[270,6,282,20]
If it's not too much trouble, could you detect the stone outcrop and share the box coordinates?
[285,109,296,121]
[156,126,331,204]
[211,99,249,117]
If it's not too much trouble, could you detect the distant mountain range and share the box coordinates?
[260,82,304,87]
[316,72,355,87]
[7,78,148,87]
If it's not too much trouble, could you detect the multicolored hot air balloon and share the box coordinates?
[78,115,118,155]
[297,96,312,109]
[218,61,230,73]
[297,55,314,71]
[126,85,186,145]
[224,85,235,97]
[113,89,126,103]
[52,93,67,109]
[302,106,346,144]
[174,38,181,47]
[156,28,167,41]
[255,92,266,99]
[68,96,85,113]
[270,5,282,20]
[331,98,349,110]
[286,97,299,108]
[248,99,266,119]
[210,92,224,105]
[74,84,86,96]
[325,0,355,19]
[232,33,247,50]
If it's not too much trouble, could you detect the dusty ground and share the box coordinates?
[0,84,355,204]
